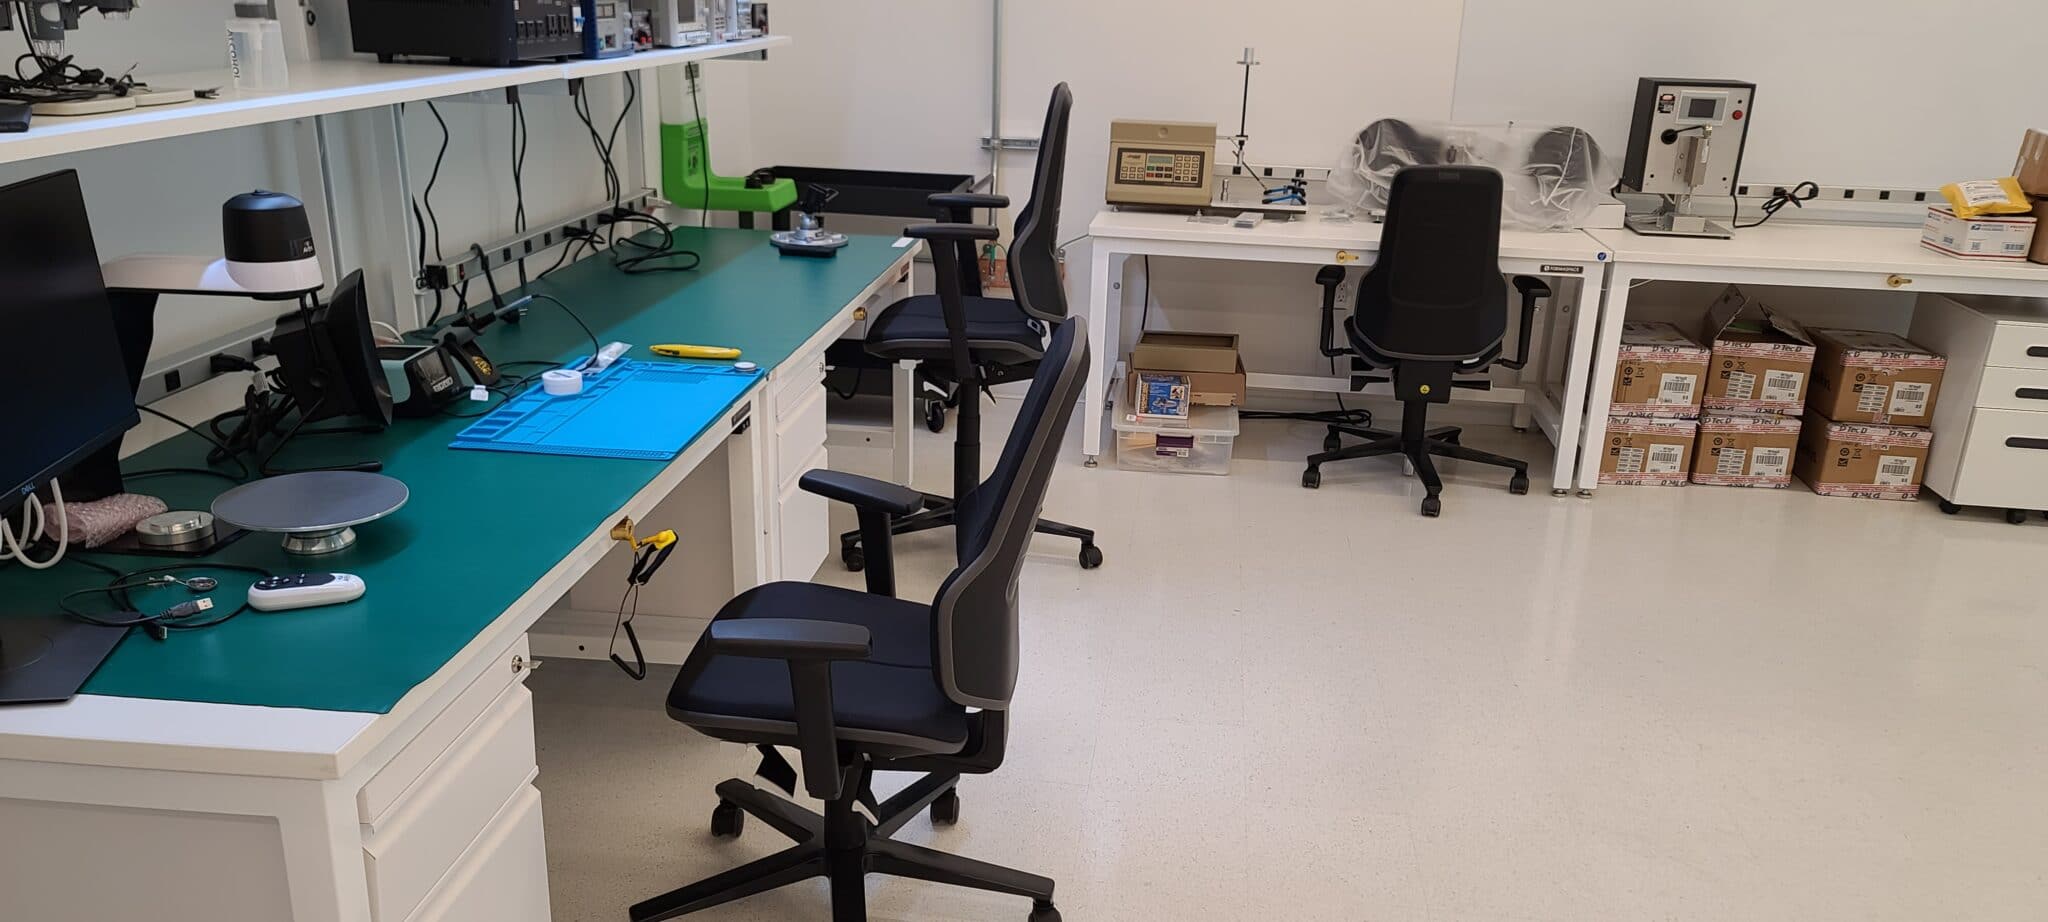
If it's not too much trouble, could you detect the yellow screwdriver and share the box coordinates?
[651,343,741,360]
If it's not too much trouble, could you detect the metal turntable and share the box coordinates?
[211,471,408,555]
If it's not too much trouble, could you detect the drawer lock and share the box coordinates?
[1884,274,1914,288]
[512,654,543,674]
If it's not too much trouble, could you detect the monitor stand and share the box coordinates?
[0,616,129,705]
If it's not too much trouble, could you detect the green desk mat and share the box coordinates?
[0,229,908,714]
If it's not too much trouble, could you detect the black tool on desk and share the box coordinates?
[379,342,466,417]
[769,184,850,257]
[0,170,143,704]
[0,100,30,133]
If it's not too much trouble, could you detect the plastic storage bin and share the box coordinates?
[1112,389,1238,475]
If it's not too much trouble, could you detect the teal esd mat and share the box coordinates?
[452,359,761,460]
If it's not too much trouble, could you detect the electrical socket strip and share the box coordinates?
[419,188,660,291]
[1218,163,1332,184]
[1734,181,1940,207]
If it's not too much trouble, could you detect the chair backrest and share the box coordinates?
[928,316,1089,710]
[1351,165,1508,362]
[1006,84,1073,324]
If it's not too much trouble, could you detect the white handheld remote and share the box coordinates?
[247,572,366,612]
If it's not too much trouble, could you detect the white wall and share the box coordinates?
[1451,0,2048,189]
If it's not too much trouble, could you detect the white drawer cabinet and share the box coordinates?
[1912,292,2048,517]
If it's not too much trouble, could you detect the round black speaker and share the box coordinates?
[223,190,316,264]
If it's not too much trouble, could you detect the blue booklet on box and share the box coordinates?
[1136,371,1191,419]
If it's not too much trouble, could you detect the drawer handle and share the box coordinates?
[2018,388,2048,401]
[2006,437,2048,451]
[2030,346,2048,359]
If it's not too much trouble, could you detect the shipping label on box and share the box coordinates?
[1794,415,1933,501]
[1921,206,2037,261]
[1611,321,1710,418]
[1690,412,1803,488]
[1600,415,1698,486]
[1805,328,1946,426]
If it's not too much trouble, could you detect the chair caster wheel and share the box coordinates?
[1509,474,1530,495]
[1078,544,1104,569]
[930,789,960,825]
[2007,509,2029,525]
[1302,468,1321,489]
[1029,901,1061,922]
[710,800,745,839]
[924,399,948,433]
[1323,433,1342,453]
[1419,495,1441,517]
[842,543,866,572]
[1939,500,1962,515]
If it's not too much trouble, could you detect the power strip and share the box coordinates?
[1734,181,1939,207]
[419,188,660,291]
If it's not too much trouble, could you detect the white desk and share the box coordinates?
[1082,209,1613,494]
[1581,224,2048,493]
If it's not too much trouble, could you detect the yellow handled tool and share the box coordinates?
[652,343,742,360]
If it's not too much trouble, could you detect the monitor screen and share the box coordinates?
[1685,96,1721,120]
[0,170,138,514]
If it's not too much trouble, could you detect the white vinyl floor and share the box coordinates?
[532,399,2048,921]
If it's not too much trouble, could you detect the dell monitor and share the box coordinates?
[0,169,144,704]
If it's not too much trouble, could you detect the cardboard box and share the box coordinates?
[2031,197,2048,265]
[2017,129,2048,197]
[1921,206,2037,261]
[1805,328,1946,426]
[1697,285,1817,416]
[1690,412,1803,488]
[1795,415,1933,501]
[1131,332,1240,374]
[1130,332,1246,407]
[1599,415,1697,486]
[1610,321,1709,418]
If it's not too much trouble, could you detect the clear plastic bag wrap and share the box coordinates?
[1329,119,1615,232]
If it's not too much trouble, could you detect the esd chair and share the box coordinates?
[841,83,1101,572]
[627,315,1090,922]
[1301,164,1548,517]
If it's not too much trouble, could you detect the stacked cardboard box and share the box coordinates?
[1797,328,1947,500]
[1686,286,1817,488]
[1600,321,1708,485]
[2017,129,2048,264]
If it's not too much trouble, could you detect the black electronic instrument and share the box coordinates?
[347,0,582,66]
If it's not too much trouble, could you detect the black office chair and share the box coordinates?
[628,314,1089,922]
[840,83,1102,572]
[1301,165,1547,517]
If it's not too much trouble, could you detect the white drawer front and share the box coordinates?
[1975,365,2048,413]
[776,446,832,581]
[1985,323,2048,371]
[1951,408,2048,509]
[775,384,829,490]
[364,684,538,922]
[407,784,550,922]
[773,346,829,411]
[359,637,531,825]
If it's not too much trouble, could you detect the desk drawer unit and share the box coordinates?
[777,445,832,580]
[359,636,532,824]
[407,784,549,922]
[1911,293,2048,512]
[363,681,539,922]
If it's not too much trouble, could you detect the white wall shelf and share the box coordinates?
[0,35,790,167]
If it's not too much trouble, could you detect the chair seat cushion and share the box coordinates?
[667,582,969,753]
[865,294,1045,364]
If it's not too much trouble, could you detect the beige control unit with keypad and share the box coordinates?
[1106,120,1217,210]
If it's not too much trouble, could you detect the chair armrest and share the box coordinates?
[705,618,869,801]
[929,192,1010,211]
[1498,276,1550,370]
[708,618,871,661]
[904,222,1001,243]
[1513,275,1552,298]
[800,470,923,516]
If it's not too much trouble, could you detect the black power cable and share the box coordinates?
[1733,181,1820,229]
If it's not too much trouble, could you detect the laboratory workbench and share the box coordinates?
[0,229,917,922]
[1082,208,1613,494]
[1581,222,2048,494]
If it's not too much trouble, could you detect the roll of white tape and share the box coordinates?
[541,368,584,395]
